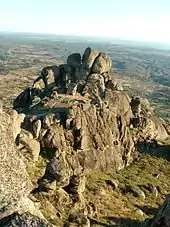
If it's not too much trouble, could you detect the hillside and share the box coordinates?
[0,35,170,227]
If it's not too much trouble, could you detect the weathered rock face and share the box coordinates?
[66,101,135,171]
[0,106,32,216]
[0,103,54,225]
[0,212,52,227]
[147,195,170,227]
[26,98,134,173]
[82,73,105,99]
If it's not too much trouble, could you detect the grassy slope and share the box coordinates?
[85,152,170,226]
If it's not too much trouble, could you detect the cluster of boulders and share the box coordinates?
[13,47,120,109]
[1,47,170,226]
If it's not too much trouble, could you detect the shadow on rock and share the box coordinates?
[135,205,158,216]
[90,217,143,227]
[137,140,170,161]
[90,218,112,226]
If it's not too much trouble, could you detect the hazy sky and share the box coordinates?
[0,0,170,43]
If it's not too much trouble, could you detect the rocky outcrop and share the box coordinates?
[0,104,51,225]
[12,47,169,174]
[10,47,170,226]
[0,106,32,215]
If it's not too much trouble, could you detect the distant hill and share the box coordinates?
[1,31,170,50]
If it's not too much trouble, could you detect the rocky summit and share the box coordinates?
[0,47,170,226]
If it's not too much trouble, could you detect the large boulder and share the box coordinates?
[39,154,71,190]
[140,97,153,115]
[129,96,168,141]
[75,67,89,82]
[130,96,153,118]
[125,185,146,200]
[19,133,40,162]
[40,65,60,86]
[150,116,168,141]
[32,119,41,139]
[82,47,99,74]
[41,122,67,149]
[13,88,42,110]
[59,64,72,75]
[130,103,168,141]
[57,64,77,94]
[92,53,112,74]
[9,110,25,141]
[59,64,74,82]
[130,96,141,118]
[67,53,82,69]
[45,154,71,186]
[13,88,32,109]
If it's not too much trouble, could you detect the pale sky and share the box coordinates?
[0,0,170,43]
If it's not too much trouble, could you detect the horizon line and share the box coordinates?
[1,30,170,49]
